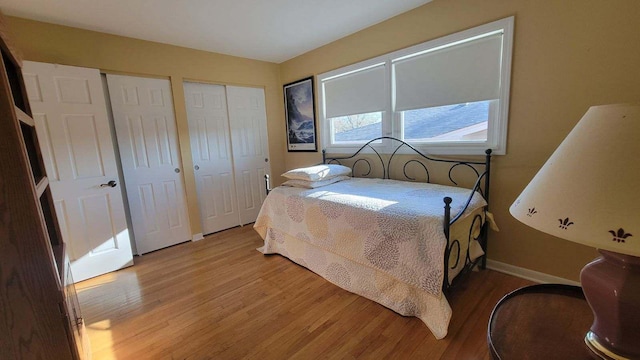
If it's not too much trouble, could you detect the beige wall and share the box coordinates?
[280,0,640,281]
[6,16,286,237]
[8,0,640,281]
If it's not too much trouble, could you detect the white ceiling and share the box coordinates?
[0,0,432,63]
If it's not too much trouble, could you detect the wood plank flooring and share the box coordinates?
[76,225,532,359]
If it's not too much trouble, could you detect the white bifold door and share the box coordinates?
[107,75,191,254]
[22,61,133,282]
[183,82,239,234]
[226,86,271,225]
[184,82,270,235]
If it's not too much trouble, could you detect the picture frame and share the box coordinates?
[284,76,317,152]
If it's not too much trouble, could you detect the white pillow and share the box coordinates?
[282,176,351,189]
[282,164,351,181]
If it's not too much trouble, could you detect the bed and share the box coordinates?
[253,137,494,339]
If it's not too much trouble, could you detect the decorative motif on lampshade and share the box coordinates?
[510,103,640,256]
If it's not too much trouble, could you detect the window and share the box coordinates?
[402,100,493,142]
[331,111,382,143]
[318,17,514,155]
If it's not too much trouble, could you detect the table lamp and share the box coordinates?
[509,103,640,359]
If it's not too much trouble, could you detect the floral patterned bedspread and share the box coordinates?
[253,177,487,338]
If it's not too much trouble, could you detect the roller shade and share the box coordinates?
[394,32,503,112]
[324,64,386,118]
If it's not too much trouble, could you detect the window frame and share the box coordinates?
[317,16,514,155]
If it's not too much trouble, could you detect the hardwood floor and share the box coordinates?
[76,226,532,359]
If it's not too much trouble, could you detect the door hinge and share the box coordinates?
[59,300,69,320]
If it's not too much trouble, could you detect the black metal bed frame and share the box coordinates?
[265,136,492,293]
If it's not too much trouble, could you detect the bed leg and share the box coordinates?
[484,149,492,203]
[482,149,492,271]
[480,223,488,270]
[442,197,452,292]
[264,174,271,195]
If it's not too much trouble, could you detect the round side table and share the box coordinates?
[488,284,596,360]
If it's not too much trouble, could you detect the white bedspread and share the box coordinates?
[254,177,487,338]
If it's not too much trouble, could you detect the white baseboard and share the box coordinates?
[486,259,581,286]
[192,233,204,242]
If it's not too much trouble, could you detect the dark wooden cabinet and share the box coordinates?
[0,12,85,359]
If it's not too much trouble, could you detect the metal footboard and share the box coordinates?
[321,137,493,293]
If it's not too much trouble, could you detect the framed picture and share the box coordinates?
[284,77,317,152]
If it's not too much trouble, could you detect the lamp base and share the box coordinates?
[580,250,640,360]
[585,331,631,360]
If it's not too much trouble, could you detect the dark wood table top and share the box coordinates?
[488,284,595,360]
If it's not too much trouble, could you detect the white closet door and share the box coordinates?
[107,74,191,254]
[22,61,133,282]
[183,82,240,235]
[226,86,271,225]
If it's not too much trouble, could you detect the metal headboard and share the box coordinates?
[322,136,492,208]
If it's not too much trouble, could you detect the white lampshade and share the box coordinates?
[510,103,640,256]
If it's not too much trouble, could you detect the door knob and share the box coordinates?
[175,168,181,173]
[100,180,117,188]
[194,165,200,171]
